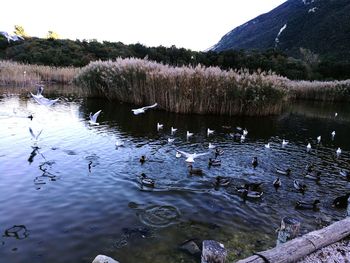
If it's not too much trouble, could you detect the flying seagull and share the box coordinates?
[131,103,157,115]
[176,150,209,163]
[29,127,43,142]
[89,110,102,125]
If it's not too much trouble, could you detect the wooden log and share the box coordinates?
[236,217,350,263]
[276,217,301,246]
[201,240,227,263]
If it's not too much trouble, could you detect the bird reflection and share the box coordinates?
[28,146,39,164]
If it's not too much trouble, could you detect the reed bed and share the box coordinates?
[288,79,350,102]
[0,60,80,86]
[74,58,289,116]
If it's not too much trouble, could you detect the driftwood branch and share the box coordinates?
[236,217,350,263]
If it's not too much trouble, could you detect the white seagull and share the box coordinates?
[131,103,157,115]
[89,110,102,125]
[157,122,163,131]
[29,127,43,142]
[168,138,175,143]
[335,112,338,117]
[30,93,59,106]
[177,150,209,163]
[331,131,336,138]
[186,131,194,139]
[208,143,216,149]
[176,151,182,158]
[171,127,177,135]
[317,136,321,144]
[307,143,312,151]
[207,128,214,136]
[265,143,270,149]
[336,147,342,156]
[282,139,288,147]
[115,139,124,147]
[243,129,248,136]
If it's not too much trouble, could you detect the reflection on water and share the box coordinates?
[0,89,350,262]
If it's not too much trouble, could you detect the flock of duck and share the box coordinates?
[27,86,349,213]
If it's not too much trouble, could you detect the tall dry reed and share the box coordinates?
[0,60,80,87]
[74,58,289,116]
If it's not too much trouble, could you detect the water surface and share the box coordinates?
[0,89,350,262]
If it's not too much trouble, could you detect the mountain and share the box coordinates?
[211,0,350,61]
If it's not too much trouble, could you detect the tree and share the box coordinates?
[47,31,60,40]
[14,25,29,38]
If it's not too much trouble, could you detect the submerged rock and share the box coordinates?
[92,255,120,263]
[179,238,201,256]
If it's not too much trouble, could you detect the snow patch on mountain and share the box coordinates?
[275,24,287,45]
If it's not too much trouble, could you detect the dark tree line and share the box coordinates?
[0,37,349,80]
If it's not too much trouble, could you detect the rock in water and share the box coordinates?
[92,255,120,263]
[179,239,201,256]
[201,240,227,263]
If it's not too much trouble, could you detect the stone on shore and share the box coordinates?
[92,255,120,263]
[201,240,227,263]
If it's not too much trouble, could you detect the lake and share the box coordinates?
[0,87,349,262]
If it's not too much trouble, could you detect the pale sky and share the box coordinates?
[2,0,286,51]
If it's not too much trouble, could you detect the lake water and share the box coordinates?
[0,88,350,262]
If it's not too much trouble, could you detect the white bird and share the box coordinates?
[29,127,43,142]
[336,147,342,156]
[335,112,338,117]
[115,139,124,147]
[175,151,181,158]
[207,128,214,136]
[131,103,157,115]
[168,138,175,143]
[317,136,321,144]
[208,143,216,149]
[171,127,177,135]
[331,131,336,138]
[157,122,163,131]
[177,150,209,163]
[307,143,312,151]
[240,134,245,142]
[186,131,193,139]
[89,110,102,125]
[31,93,59,106]
[265,143,270,149]
[282,139,288,147]
[243,129,248,136]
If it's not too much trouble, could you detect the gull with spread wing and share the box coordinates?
[176,150,209,163]
[131,103,157,115]
[89,110,102,125]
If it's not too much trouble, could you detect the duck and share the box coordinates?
[340,170,350,180]
[252,157,258,168]
[157,122,163,131]
[208,158,221,167]
[139,173,155,187]
[317,136,321,144]
[265,143,270,149]
[273,177,281,189]
[306,163,314,173]
[207,128,214,136]
[175,151,182,158]
[276,168,291,176]
[27,114,33,121]
[171,127,177,135]
[294,180,307,193]
[188,164,203,176]
[241,189,263,199]
[215,148,224,157]
[336,147,342,156]
[282,139,288,147]
[230,133,242,139]
[305,171,321,181]
[332,193,350,208]
[295,200,320,211]
[240,182,264,192]
[139,155,146,164]
[214,176,231,187]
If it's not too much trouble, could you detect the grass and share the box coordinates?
[0,60,80,86]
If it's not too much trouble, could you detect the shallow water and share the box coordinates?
[0,90,350,263]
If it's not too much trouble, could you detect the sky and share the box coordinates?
[2,0,286,51]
